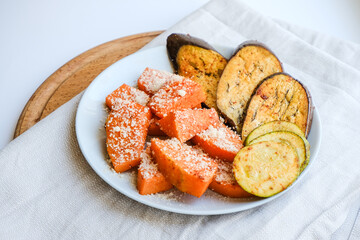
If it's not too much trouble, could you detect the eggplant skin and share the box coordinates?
[217,43,283,134]
[167,33,218,72]
[167,33,228,110]
[241,73,313,139]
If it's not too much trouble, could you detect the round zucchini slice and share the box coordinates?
[248,131,307,172]
[233,141,300,197]
[244,120,305,145]
[244,120,310,170]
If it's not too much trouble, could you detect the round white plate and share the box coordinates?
[75,45,322,215]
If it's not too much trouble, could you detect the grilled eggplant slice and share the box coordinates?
[217,42,283,133]
[167,33,228,110]
[233,141,300,197]
[241,73,313,139]
[248,131,308,172]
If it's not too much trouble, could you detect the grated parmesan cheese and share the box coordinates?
[213,159,236,184]
[110,85,149,111]
[156,138,217,179]
[197,125,241,153]
[138,145,163,180]
[130,87,150,106]
[177,89,186,97]
[138,68,184,95]
[148,77,204,118]
[105,100,150,168]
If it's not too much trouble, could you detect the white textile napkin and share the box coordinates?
[1,0,360,239]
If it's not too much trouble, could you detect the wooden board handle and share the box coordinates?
[14,31,163,138]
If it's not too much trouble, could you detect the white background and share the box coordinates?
[1,0,360,150]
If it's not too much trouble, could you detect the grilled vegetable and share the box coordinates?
[233,141,300,197]
[241,73,313,139]
[244,120,305,145]
[217,42,283,133]
[167,33,228,110]
[244,120,310,170]
[248,131,307,171]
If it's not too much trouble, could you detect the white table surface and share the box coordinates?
[1,0,359,150]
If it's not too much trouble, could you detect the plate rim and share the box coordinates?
[75,45,322,215]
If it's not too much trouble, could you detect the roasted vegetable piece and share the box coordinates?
[137,67,183,96]
[148,116,166,136]
[192,121,243,162]
[151,138,217,198]
[209,159,253,198]
[244,120,305,145]
[241,73,313,139]
[167,33,228,110]
[158,108,219,142]
[217,42,283,133]
[248,131,308,172]
[148,77,206,118]
[244,120,310,171]
[137,145,173,195]
[105,84,149,110]
[105,100,151,173]
[233,141,300,197]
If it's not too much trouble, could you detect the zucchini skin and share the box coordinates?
[244,120,305,145]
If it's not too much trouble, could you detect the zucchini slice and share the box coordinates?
[244,120,310,170]
[241,73,313,139]
[217,42,283,133]
[244,120,305,145]
[248,131,307,172]
[233,141,300,197]
[167,33,228,110]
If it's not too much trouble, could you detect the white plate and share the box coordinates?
[75,45,322,215]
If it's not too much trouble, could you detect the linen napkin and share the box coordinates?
[1,0,360,239]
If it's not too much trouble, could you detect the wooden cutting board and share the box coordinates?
[14,31,163,138]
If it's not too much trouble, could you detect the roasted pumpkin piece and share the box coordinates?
[148,77,206,118]
[148,116,166,136]
[217,42,283,134]
[167,33,227,110]
[105,100,151,173]
[192,122,243,162]
[151,138,217,198]
[209,159,253,198]
[105,83,149,110]
[137,67,183,96]
[158,108,219,143]
[137,145,173,195]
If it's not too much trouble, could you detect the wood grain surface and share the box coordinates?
[14,31,163,138]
